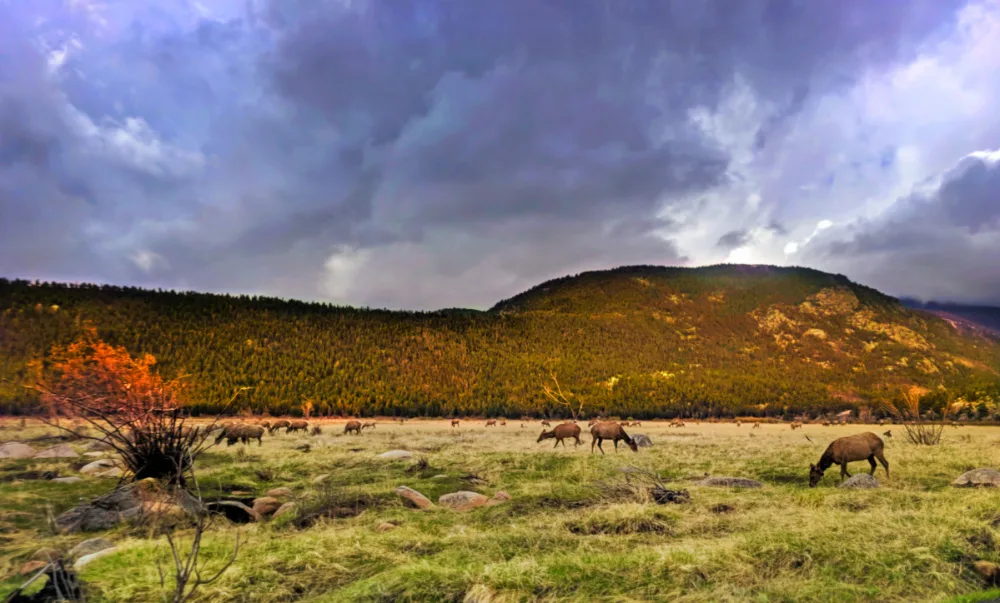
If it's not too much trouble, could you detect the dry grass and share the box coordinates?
[2,418,1000,602]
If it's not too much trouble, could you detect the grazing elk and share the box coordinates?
[287,420,309,434]
[790,422,803,430]
[485,419,497,427]
[590,421,638,454]
[361,421,376,430]
[215,423,264,447]
[499,419,507,426]
[753,422,761,429]
[882,430,892,438]
[809,432,889,487]
[541,420,551,427]
[344,420,362,435]
[537,423,582,448]
[736,420,742,427]
[268,419,291,435]
[451,419,460,428]
[258,420,271,430]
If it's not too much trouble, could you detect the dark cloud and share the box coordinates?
[0,0,979,309]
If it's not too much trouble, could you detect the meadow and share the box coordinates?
[3,418,1000,602]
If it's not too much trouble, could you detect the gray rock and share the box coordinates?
[34,444,79,459]
[273,502,298,520]
[311,474,330,484]
[74,547,119,571]
[252,497,281,516]
[0,442,36,459]
[52,476,84,484]
[55,479,198,533]
[80,459,117,476]
[376,450,414,460]
[395,486,434,509]
[69,538,115,559]
[83,452,106,458]
[695,476,764,489]
[953,468,1000,488]
[97,467,123,479]
[376,521,397,532]
[430,474,450,480]
[438,491,489,511]
[631,434,653,448]
[839,474,880,489]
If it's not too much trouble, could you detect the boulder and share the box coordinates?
[273,502,298,520]
[695,476,764,489]
[97,467,123,479]
[430,474,449,480]
[74,547,119,571]
[52,476,84,484]
[839,474,880,489]
[205,501,261,523]
[484,491,511,508]
[974,560,1000,585]
[252,496,282,516]
[34,444,79,459]
[376,450,414,460]
[84,452,107,458]
[85,441,112,451]
[0,441,36,459]
[631,434,654,448]
[953,468,1000,488]
[80,459,117,476]
[55,479,197,533]
[438,491,489,511]
[311,474,330,484]
[122,502,187,525]
[376,521,397,532]
[19,560,49,575]
[266,487,294,499]
[395,486,434,509]
[68,538,115,559]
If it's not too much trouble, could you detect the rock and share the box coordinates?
[266,487,293,499]
[52,476,84,484]
[376,450,414,460]
[0,442,37,459]
[84,452,106,458]
[953,468,1000,488]
[252,496,282,516]
[20,560,49,575]
[438,491,489,511]
[85,441,112,451]
[430,474,449,480]
[80,459,117,476]
[632,434,654,448]
[69,538,115,559]
[122,501,187,525]
[395,486,435,509]
[376,521,397,532]
[74,547,119,571]
[974,560,1000,585]
[205,501,262,523]
[484,491,511,507]
[31,548,61,562]
[273,502,298,520]
[311,474,330,484]
[34,444,79,459]
[839,474,880,489]
[695,476,764,489]
[56,480,196,533]
[97,467,123,479]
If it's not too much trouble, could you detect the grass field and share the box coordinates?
[3,418,1000,602]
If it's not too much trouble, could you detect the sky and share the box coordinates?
[1,0,1000,310]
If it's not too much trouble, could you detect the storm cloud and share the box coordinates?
[1,0,998,308]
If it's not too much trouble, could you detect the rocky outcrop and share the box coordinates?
[953,468,1000,488]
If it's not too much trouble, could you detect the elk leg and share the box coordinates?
[840,463,850,479]
[597,439,605,454]
[574,435,581,446]
[867,455,877,475]
[876,451,889,478]
[553,439,560,449]
[591,438,597,454]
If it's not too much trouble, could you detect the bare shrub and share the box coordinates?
[880,388,944,446]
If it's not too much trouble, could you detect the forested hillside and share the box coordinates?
[2,265,999,418]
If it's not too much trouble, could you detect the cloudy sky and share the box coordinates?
[2,0,999,310]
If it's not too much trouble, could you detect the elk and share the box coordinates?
[736,420,742,427]
[361,421,376,430]
[485,419,497,427]
[258,420,271,430]
[268,419,291,435]
[537,423,582,448]
[590,421,638,454]
[215,423,264,447]
[287,420,309,434]
[669,420,685,428]
[809,432,889,487]
[753,422,761,429]
[499,419,507,426]
[344,420,362,435]
[882,429,892,438]
[790,422,803,430]
[451,419,460,428]
[541,420,551,427]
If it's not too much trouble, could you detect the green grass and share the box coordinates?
[3,419,1000,602]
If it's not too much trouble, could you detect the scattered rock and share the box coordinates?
[266,487,293,499]
[85,441,112,451]
[376,450,414,460]
[97,467,123,479]
[651,486,691,504]
[122,501,187,525]
[632,434,654,448]
[376,521,397,532]
[953,468,1000,488]
[84,452,106,458]
[74,547,119,571]
[252,496,282,516]
[205,501,261,523]
[438,491,489,511]
[31,548,62,562]
[395,486,434,509]
[839,474,880,489]
[311,474,330,484]
[974,560,1000,585]
[430,474,449,480]
[80,459,117,476]
[273,502,298,520]
[695,476,763,489]
[484,491,512,507]
[20,560,49,575]
[34,444,79,459]
[56,479,197,533]
[52,476,84,484]
[68,538,115,560]
[0,442,37,459]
